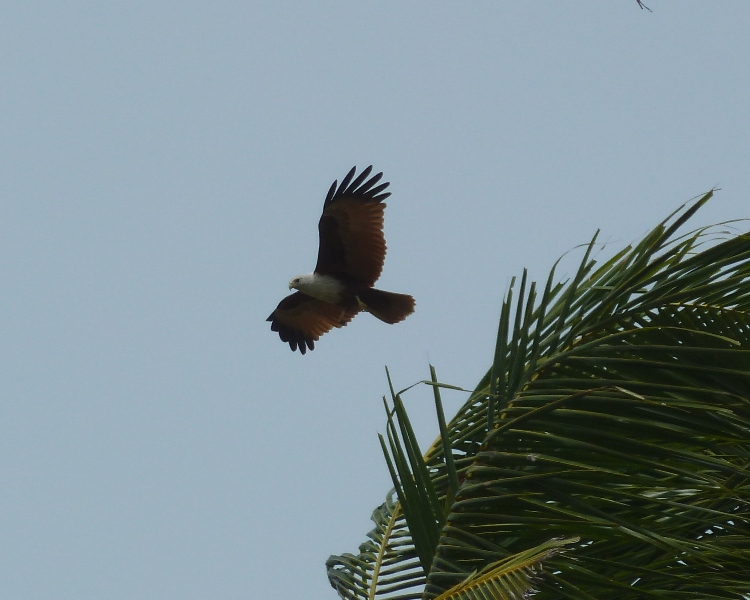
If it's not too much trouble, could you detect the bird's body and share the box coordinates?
[267,166,415,354]
[288,273,346,304]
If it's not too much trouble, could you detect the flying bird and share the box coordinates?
[267,166,415,354]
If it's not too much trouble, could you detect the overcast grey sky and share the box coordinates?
[2,2,749,599]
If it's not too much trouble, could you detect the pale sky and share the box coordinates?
[2,2,749,599]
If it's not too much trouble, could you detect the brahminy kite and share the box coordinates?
[267,166,415,354]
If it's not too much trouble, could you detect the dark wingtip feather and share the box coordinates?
[349,165,373,191]
[368,182,390,198]
[327,166,390,205]
[324,180,338,205]
[292,337,313,354]
[356,171,383,194]
[337,166,357,195]
[268,314,315,354]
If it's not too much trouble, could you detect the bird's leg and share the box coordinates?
[337,298,366,325]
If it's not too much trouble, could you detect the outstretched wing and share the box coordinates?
[315,166,391,287]
[266,292,360,354]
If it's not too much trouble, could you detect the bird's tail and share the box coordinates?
[357,288,415,324]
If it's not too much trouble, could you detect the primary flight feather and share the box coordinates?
[267,166,415,354]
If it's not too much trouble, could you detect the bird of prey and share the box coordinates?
[267,166,415,354]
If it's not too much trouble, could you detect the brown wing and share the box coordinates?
[266,291,360,354]
[315,166,391,287]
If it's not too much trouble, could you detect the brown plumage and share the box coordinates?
[267,166,415,354]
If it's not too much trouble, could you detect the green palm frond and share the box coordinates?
[433,537,578,600]
[379,388,444,575]
[327,491,425,600]
[328,191,750,600]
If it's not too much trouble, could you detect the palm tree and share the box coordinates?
[327,191,750,599]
